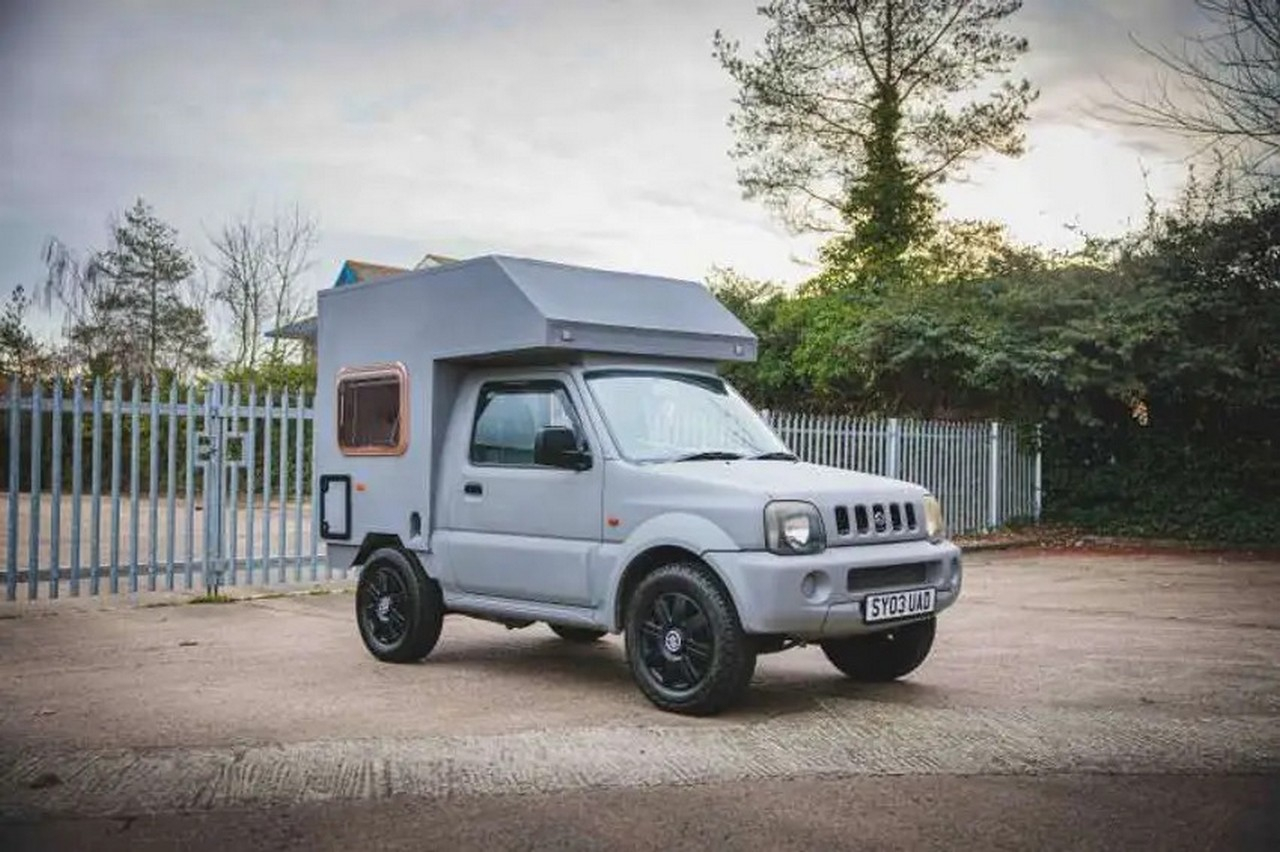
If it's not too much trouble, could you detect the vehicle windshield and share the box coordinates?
[585,370,790,463]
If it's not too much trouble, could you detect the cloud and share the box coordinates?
[1,0,1215,322]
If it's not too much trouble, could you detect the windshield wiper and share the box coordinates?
[674,451,745,462]
[752,451,798,461]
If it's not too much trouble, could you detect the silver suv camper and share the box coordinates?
[315,256,962,715]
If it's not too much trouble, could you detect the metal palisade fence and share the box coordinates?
[764,412,1041,536]
[2,376,1040,601]
[2,377,319,601]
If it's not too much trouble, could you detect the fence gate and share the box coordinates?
[2,377,322,601]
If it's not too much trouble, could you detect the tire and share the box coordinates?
[355,547,444,663]
[821,616,936,682]
[624,562,756,716]
[549,624,607,643]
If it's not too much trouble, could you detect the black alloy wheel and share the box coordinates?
[355,547,444,663]
[637,591,715,692]
[360,563,409,648]
[624,562,755,715]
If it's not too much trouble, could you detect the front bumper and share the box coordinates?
[703,539,962,640]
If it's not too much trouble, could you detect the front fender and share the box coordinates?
[598,512,745,631]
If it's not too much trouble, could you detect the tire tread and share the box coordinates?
[821,616,936,682]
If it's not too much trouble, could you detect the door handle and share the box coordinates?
[463,482,483,496]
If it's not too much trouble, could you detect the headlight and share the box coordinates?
[923,494,945,541]
[764,501,826,555]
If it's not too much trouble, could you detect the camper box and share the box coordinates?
[314,254,757,570]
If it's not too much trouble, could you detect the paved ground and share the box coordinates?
[1,548,1278,850]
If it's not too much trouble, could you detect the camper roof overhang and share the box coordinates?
[315,254,757,366]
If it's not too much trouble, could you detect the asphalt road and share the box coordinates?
[1,548,1278,850]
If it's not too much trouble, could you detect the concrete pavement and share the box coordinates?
[1,549,1278,849]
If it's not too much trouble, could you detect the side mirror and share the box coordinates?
[534,426,591,471]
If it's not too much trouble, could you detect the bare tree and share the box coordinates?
[209,206,317,369]
[265,206,317,361]
[209,214,269,369]
[1110,0,1280,182]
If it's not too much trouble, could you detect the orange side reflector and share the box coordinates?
[606,516,621,527]
[355,482,367,492]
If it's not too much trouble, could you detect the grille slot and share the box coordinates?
[834,506,850,536]
[847,561,940,592]
[854,505,869,534]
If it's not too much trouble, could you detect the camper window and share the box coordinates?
[337,364,408,455]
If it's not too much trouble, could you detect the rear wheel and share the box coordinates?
[549,624,607,643]
[624,562,756,716]
[821,616,936,682]
[356,547,444,663]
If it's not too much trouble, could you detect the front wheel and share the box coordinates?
[624,563,756,716]
[356,547,444,663]
[821,616,936,682]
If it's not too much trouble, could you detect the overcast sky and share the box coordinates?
[1,0,1209,340]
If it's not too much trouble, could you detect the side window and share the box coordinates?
[471,382,584,466]
[337,364,408,455]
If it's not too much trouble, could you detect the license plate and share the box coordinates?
[863,587,936,623]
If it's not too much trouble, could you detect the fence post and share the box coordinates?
[885,417,901,479]
[28,380,42,600]
[7,381,20,602]
[988,421,1000,530]
[50,380,62,599]
[1033,423,1043,523]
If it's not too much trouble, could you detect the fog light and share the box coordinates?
[800,570,830,603]
[949,556,963,592]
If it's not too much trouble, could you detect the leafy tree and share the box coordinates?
[43,199,213,380]
[0,285,47,380]
[715,219,1055,413]
[222,354,317,395]
[708,268,809,409]
[715,0,1036,281]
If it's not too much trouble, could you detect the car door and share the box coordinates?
[445,376,602,606]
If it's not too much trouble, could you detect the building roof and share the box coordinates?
[335,260,411,287]
[271,253,459,341]
[265,316,317,341]
[415,253,457,269]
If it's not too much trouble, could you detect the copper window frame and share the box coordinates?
[336,362,410,456]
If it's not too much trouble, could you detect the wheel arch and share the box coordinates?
[353,533,434,580]
[611,544,741,631]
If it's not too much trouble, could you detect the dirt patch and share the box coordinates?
[957,524,1280,559]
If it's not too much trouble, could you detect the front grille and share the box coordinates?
[847,560,941,592]
[833,500,919,542]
